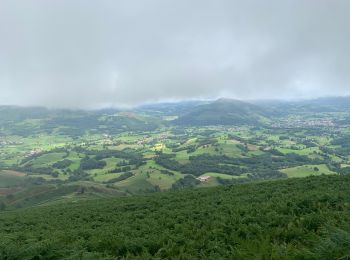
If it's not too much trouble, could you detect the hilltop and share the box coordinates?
[174,98,269,126]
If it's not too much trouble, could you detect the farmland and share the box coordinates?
[0,98,350,258]
[0,98,350,208]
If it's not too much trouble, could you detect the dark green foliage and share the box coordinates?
[116,160,128,167]
[109,166,132,173]
[267,148,285,156]
[338,166,350,175]
[75,148,146,169]
[0,175,349,259]
[237,143,249,153]
[171,175,200,189]
[68,169,92,181]
[15,165,59,177]
[0,201,5,211]
[329,134,350,157]
[160,170,174,176]
[105,172,133,183]
[80,157,106,170]
[310,226,350,258]
[52,159,73,169]
[155,152,314,178]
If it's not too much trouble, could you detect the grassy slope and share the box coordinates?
[0,170,27,187]
[281,164,336,178]
[0,174,349,259]
[30,152,66,168]
[0,182,125,210]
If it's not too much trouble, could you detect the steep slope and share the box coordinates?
[174,98,269,126]
[0,175,349,259]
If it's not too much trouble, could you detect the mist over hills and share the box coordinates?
[1,96,350,131]
[1,1,350,258]
[137,96,350,126]
[1,95,350,259]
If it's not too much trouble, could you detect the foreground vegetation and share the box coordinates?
[0,174,349,259]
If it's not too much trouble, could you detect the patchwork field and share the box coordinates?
[1,102,350,209]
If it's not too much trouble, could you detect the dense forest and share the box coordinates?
[0,174,349,259]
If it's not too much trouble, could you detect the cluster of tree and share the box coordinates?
[197,138,218,147]
[265,148,285,156]
[155,153,244,176]
[337,166,350,175]
[186,145,197,153]
[52,159,73,169]
[80,157,106,170]
[227,134,246,143]
[331,135,350,146]
[160,170,174,176]
[104,172,133,183]
[236,144,248,153]
[116,160,129,167]
[68,169,92,181]
[13,166,59,178]
[328,135,350,157]
[109,166,132,173]
[300,139,317,148]
[20,152,44,165]
[171,175,200,189]
[156,152,315,178]
[74,148,146,169]
[171,146,189,153]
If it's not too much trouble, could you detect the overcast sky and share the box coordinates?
[0,0,349,108]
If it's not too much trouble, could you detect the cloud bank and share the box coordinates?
[0,0,349,108]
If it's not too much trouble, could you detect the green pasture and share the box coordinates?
[30,152,66,168]
[281,164,336,178]
[113,171,155,193]
[201,172,248,179]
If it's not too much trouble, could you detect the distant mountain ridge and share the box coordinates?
[2,96,350,130]
[174,98,269,126]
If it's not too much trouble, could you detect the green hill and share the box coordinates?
[0,174,349,259]
[174,98,269,126]
[0,106,160,137]
[0,181,125,210]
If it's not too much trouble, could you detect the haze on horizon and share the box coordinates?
[0,0,350,109]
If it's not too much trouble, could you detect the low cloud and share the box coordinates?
[0,0,349,108]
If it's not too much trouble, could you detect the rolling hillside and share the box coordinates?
[0,106,161,137]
